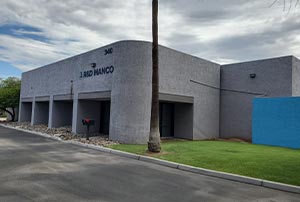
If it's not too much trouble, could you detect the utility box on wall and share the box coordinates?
[252,97,300,149]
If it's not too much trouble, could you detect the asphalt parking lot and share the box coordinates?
[0,126,299,202]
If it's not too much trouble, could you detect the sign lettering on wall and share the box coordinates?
[80,66,114,78]
[79,47,114,79]
[104,48,113,55]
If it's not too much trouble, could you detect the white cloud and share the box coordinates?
[0,0,300,71]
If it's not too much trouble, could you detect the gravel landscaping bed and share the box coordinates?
[2,122,118,147]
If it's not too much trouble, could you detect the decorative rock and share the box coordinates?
[3,122,118,147]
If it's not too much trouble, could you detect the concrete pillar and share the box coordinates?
[18,100,22,123]
[72,94,78,133]
[48,95,54,128]
[31,97,36,126]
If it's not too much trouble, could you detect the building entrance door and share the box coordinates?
[159,103,174,137]
[100,101,110,135]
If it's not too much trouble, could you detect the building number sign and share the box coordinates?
[79,47,114,79]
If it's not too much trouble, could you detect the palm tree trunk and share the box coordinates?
[148,0,161,152]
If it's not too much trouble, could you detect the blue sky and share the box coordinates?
[0,24,49,78]
[0,24,49,42]
[0,0,300,78]
[0,61,22,78]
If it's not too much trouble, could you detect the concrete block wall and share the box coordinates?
[109,41,152,144]
[109,41,220,143]
[19,40,221,143]
[174,103,193,139]
[159,46,220,140]
[19,40,300,143]
[292,56,300,96]
[51,101,73,128]
[220,56,293,140]
[19,102,32,122]
[33,101,49,125]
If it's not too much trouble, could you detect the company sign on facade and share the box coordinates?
[80,47,114,79]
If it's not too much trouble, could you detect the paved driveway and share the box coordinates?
[0,126,299,202]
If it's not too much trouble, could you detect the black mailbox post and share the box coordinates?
[82,118,95,140]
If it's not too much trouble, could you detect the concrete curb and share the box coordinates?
[0,124,64,142]
[139,156,179,169]
[68,140,112,154]
[177,164,263,186]
[262,180,300,194]
[1,124,300,194]
[110,149,140,160]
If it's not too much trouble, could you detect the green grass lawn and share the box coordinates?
[111,140,300,186]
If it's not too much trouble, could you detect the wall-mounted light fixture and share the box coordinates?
[250,73,256,79]
[90,63,97,68]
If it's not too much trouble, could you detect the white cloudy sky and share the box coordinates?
[0,0,300,76]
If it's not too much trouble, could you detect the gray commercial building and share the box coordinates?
[18,40,300,143]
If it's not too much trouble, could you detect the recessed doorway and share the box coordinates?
[100,101,110,135]
[159,102,174,137]
[159,100,193,140]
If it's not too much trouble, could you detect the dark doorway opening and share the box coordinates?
[77,99,111,136]
[159,102,174,137]
[100,101,111,135]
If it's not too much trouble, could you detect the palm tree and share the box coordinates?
[270,0,300,10]
[148,0,161,152]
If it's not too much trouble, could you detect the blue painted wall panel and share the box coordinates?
[252,97,300,149]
